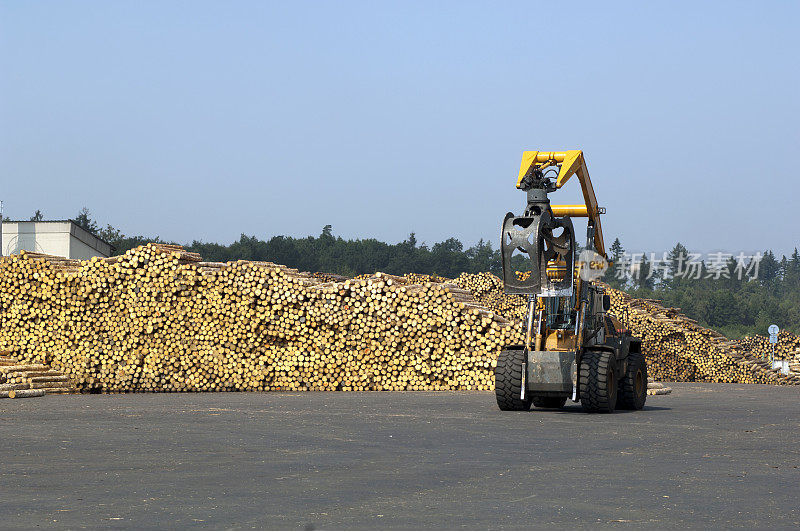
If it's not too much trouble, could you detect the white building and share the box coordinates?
[1,220,113,260]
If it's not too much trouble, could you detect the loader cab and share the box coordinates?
[544,294,577,330]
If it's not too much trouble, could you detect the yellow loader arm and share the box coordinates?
[516,150,607,258]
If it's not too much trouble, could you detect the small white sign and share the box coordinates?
[773,360,789,375]
[769,334,778,344]
[768,324,779,335]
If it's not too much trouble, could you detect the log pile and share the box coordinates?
[604,286,800,385]
[0,244,790,393]
[0,350,73,397]
[0,245,519,393]
[736,331,800,361]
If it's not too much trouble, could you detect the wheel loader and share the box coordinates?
[495,150,647,413]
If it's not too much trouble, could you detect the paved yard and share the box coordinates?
[1,383,798,528]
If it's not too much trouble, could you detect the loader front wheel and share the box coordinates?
[579,350,617,413]
[532,396,568,409]
[495,349,532,411]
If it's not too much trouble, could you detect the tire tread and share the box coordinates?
[495,349,532,411]
[617,351,648,410]
[580,350,616,413]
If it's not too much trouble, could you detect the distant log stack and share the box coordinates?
[735,331,800,361]
[603,285,799,385]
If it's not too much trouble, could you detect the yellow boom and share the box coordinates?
[516,150,606,258]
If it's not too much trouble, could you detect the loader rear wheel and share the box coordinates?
[494,349,532,411]
[579,350,617,413]
[532,396,568,409]
[616,352,647,410]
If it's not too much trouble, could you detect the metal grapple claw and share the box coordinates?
[500,212,575,296]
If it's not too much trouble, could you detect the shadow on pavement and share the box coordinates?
[534,404,672,414]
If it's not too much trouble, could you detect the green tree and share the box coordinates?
[603,237,625,287]
[466,239,499,274]
[789,249,800,278]
[74,207,99,234]
[632,253,655,291]
[760,250,779,282]
[30,210,44,221]
[97,224,125,247]
[666,243,689,280]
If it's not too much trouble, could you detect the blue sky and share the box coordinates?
[1,1,798,255]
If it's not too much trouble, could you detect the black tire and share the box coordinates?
[495,349,532,411]
[616,352,647,410]
[579,350,617,413]
[532,396,568,409]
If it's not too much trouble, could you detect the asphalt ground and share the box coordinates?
[1,383,799,529]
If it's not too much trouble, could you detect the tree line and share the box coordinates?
[70,209,501,279]
[602,239,800,338]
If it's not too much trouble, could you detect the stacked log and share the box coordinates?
[647,378,672,395]
[454,272,527,322]
[0,389,46,399]
[790,352,800,376]
[0,245,519,393]
[312,272,350,283]
[403,273,451,285]
[0,350,73,397]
